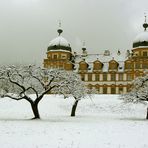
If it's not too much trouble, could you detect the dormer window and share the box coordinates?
[93,60,103,71]
[109,60,118,70]
[79,61,88,71]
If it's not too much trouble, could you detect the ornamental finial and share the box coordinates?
[57,20,63,35]
[143,13,148,31]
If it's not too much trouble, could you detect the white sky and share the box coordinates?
[0,0,148,65]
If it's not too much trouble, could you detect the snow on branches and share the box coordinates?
[53,71,87,100]
[120,74,148,119]
[0,65,87,118]
[120,75,148,104]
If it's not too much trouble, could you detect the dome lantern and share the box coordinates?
[57,21,63,36]
[47,22,71,52]
[143,14,148,31]
[133,15,148,48]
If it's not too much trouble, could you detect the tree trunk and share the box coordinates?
[71,100,79,117]
[146,107,148,120]
[31,102,40,119]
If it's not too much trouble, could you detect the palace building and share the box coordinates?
[43,18,148,94]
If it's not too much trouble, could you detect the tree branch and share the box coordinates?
[7,71,25,91]
[4,94,33,104]
[25,86,39,98]
[29,73,45,89]
[35,85,58,104]
[3,94,25,101]
[46,76,55,89]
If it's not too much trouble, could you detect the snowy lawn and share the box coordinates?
[0,95,148,148]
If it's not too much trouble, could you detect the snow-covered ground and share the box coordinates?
[0,95,148,148]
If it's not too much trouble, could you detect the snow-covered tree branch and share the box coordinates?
[52,71,87,116]
[120,74,148,119]
[0,65,86,119]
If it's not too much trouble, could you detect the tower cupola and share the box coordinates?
[133,15,148,48]
[47,22,71,52]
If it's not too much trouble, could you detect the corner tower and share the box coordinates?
[43,23,74,70]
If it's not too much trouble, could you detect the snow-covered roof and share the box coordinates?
[132,46,148,49]
[73,50,127,72]
[74,50,127,63]
[49,36,70,47]
[133,31,148,43]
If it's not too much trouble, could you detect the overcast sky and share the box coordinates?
[0,0,148,65]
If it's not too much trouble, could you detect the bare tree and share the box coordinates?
[120,74,148,119]
[0,65,83,119]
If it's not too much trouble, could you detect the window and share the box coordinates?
[119,73,123,81]
[110,64,117,70]
[111,88,116,94]
[103,73,107,81]
[125,63,132,69]
[143,51,147,57]
[47,55,51,59]
[119,87,123,94]
[96,87,100,93]
[61,54,67,59]
[103,87,107,94]
[110,74,116,81]
[127,74,133,81]
[59,65,63,68]
[142,64,148,69]
[135,63,141,69]
[109,60,118,70]
[53,54,58,59]
[95,74,100,81]
[88,74,92,81]
[81,74,85,81]
[125,61,133,69]
[93,62,102,70]
[79,62,88,71]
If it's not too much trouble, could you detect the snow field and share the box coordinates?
[0,95,148,148]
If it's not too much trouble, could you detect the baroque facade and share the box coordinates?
[43,19,148,94]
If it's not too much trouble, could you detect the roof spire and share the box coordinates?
[82,41,86,51]
[143,13,148,31]
[57,20,63,36]
[82,41,87,57]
